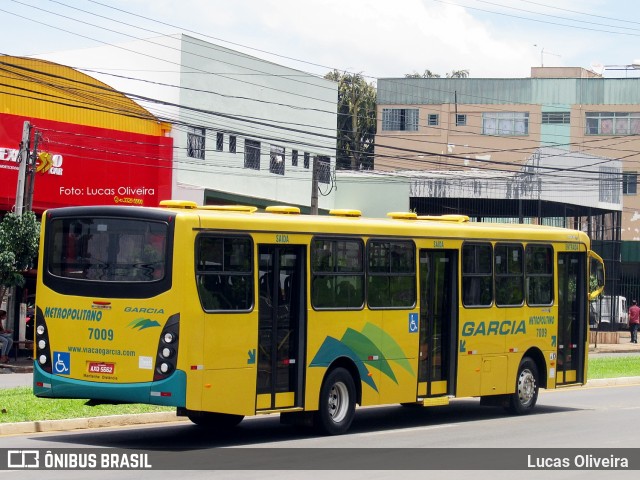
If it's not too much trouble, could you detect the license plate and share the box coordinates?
[88,362,115,374]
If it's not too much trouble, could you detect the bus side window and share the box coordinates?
[495,244,524,307]
[311,237,364,310]
[367,240,415,309]
[196,235,253,312]
[525,245,553,306]
[198,275,230,310]
[312,277,334,308]
[462,243,493,307]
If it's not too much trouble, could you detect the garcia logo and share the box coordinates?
[128,318,161,331]
[124,307,165,314]
[461,320,526,336]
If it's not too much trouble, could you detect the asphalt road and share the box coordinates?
[2,382,640,480]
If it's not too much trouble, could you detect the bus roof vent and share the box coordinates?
[387,211,417,220]
[200,205,257,213]
[265,206,301,215]
[159,200,198,209]
[417,214,470,223]
[329,209,362,218]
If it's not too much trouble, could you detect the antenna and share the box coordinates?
[533,44,561,67]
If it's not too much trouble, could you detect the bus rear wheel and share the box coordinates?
[507,357,539,415]
[315,367,356,435]
[186,410,244,429]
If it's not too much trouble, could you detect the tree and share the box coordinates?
[0,211,40,308]
[324,70,377,170]
[405,69,441,78]
[447,69,470,78]
[404,69,470,78]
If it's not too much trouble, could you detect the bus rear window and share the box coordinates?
[48,217,168,282]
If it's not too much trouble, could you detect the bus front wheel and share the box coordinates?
[507,357,539,415]
[186,410,244,429]
[315,367,356,435]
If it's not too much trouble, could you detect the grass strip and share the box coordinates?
[1,387,172,423]
[587,355,640,380]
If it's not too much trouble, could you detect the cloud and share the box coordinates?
[176,0,540,78]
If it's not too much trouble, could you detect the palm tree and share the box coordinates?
[325,70,377,170]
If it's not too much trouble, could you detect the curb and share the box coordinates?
[585,376,640,387]
[0,412,188,436]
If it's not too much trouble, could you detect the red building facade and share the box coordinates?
[0,56,173,214]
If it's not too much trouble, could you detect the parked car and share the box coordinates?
[590,295,628,331]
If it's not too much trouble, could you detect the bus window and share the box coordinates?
[48,217,167,282]
[196,235,253,311]
[367,240,416,309]
[495,244,524,307]
[462,243,493,307]
[311,238,364,309]
[526,245,554,306]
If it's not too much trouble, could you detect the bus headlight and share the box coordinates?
[37,325,45,335]
[38,355,47,365]
[154,313,179,381]
[163,332,175,344]
[38,340,46,350]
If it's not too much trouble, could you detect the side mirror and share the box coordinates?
[588,251,605,301]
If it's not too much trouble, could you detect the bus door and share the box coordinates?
[557,252,587,385]
[418,249,458,397]
[256,245,306,410]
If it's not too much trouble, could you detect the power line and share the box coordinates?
[10,56,640,169]
[434,0,640,37]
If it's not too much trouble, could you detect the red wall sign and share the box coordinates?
[0,113,173,214]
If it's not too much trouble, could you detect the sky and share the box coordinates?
[2,0,640,82]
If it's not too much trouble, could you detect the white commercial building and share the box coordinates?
[40,34,339,211]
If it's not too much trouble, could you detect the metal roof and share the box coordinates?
[377,78,640,106]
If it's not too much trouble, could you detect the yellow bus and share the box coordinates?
[33,201,604,435]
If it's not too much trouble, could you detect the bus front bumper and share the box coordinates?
[33,363,187,407]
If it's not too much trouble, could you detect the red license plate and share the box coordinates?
[88,362,115,374]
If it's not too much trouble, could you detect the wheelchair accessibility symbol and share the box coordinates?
[408,313,418,333]
[53,351,70,375]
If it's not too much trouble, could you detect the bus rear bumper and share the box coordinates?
[33,363,187,407]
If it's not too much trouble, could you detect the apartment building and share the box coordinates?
[376,67,640,300]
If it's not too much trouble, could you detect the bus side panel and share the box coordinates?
[377,309,420,405]
[456,355,481,397]
[457,306,507,397]
[170,217,204,412]
[305,309,383,411]
[199,311,259,416]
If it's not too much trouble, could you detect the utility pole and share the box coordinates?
[24,130,40,213]
[14,121,31,216]
[7,121,31,339]
[310,155,319,215]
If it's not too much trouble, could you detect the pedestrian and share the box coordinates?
[628,300,640,344]
[0,310,13,362]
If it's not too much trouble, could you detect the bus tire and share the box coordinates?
[315,367,356,435]
[186,410,244,429]
[507,357,539,415]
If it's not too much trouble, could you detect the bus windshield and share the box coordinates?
[48,217,168,282]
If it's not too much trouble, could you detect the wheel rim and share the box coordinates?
[517,368,536,407]
[327,381,349,423]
